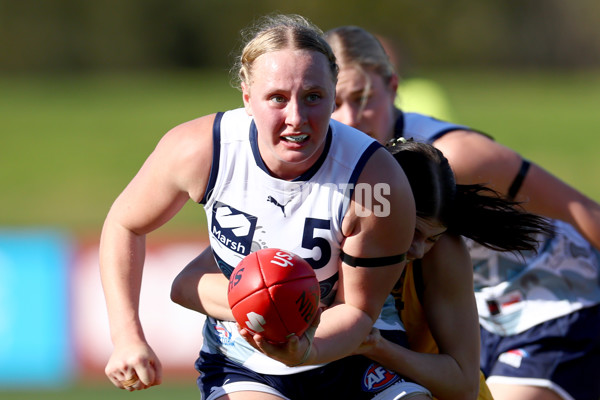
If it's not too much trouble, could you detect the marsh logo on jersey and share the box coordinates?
[211,202,257,257]
[499,348,529,369]
[362,363,400,392]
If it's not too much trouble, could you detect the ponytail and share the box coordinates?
[387,138,554,254]
[448,184,553,252]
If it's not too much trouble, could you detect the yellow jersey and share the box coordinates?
[392,261,494,400]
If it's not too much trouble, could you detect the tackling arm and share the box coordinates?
[435,130,600,250]
[357,235,480,400]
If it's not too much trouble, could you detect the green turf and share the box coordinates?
[0,70,241,233]
[1,68,600,235]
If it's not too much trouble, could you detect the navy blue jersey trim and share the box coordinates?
[250,121,333,182]
[346,140,382,195]
[249,120,263,171]
[428,128,459,142]
[199,112,223,205]
[397,110,493,143]
[430,127,493,142]
[337,140,382,222]
[295,127,332,181]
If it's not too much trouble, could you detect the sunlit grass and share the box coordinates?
[1,68,599,234]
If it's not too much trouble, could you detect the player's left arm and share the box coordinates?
[308,146,416,365]
[513,160,600,250]
[435,130,600,250]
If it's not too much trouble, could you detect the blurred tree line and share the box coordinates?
[1,0,599,73]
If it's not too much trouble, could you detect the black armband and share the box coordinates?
[507,159,531,200]
[340,251,406,268]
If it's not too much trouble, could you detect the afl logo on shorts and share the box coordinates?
[362,363,400,392]
[499,348,529,369]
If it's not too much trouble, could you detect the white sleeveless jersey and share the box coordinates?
[469,220,600,335]
[397,111,600,335]
[200,108,400,375]
[399,111,470,144]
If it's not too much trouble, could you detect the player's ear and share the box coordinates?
[242,82,253,116]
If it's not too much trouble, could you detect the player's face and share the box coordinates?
[407,217,447,261]
[332,66,397,145]
[243,48,336,180]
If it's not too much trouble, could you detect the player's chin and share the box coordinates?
[277,141,309,155]
[278,145,320,165]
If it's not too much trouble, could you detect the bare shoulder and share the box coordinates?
[433,129,521,189]
[433,128,513,167]
[159,114,216,154]
[358,146,411,190]
[153,113,217,202]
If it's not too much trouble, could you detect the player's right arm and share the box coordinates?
[277,146,415,365]
[100,114,215,390]
[355,235,480,400]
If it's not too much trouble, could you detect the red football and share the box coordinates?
[227,248,320,343]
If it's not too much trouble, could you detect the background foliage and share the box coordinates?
[2,0,600,73]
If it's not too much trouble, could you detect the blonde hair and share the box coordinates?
[324,25,396,86]
[232,14,338,89]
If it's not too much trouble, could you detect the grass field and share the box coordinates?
[1,68,600,235]
[0,70,242,234]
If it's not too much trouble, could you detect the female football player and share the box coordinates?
[100,14,428,400]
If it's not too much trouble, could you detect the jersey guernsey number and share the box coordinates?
[199,108,386,374]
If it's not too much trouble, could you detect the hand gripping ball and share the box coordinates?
[227,248,320,343]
